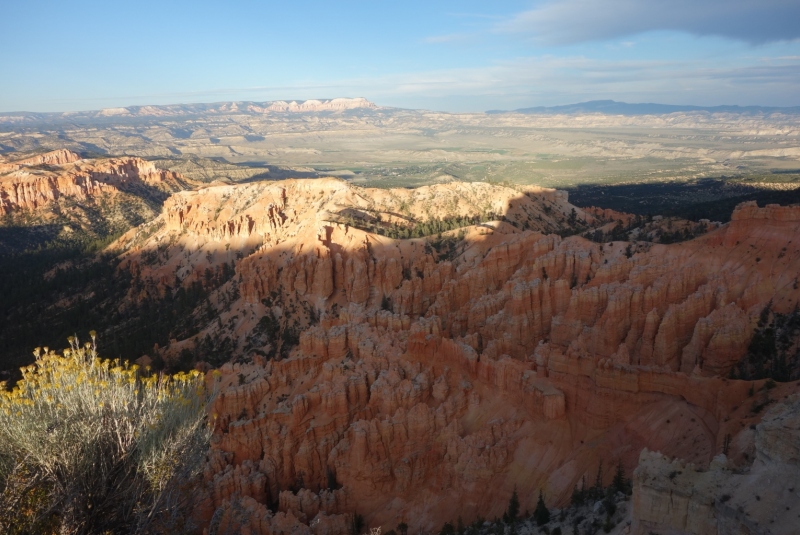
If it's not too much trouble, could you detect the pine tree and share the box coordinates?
[722,434,732,456]
[612,461,629,495]
[351,514,364,535]
[570,484,581,506]
[572,475,586,506]
[533,491,550,526]
[593,463,604,499]
[505,488,520,523]
[568,208,577,226]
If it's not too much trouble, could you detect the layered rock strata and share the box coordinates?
[0,148,82,172]
[0,150,193,215]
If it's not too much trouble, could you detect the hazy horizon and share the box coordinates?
[4,97,800,117]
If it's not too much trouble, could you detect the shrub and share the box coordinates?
[0,334,212,534]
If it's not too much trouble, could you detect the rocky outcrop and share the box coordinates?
[115,182,800,534]
[730,201,800,223]
[631,393,800,535]
[260,98,376,113]
[0,148,82,172]
[0,152,193,215]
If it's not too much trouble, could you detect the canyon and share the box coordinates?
[0,149,202,256]
[1,146,799,534]
[101,174,799,534]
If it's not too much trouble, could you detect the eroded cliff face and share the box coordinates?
[631,392,800,535]
[259,98,376,113]
[0,149,195,215]
[115,181,800,535]
[0,148,81,171]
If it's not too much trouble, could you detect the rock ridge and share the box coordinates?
[0,152,194,215]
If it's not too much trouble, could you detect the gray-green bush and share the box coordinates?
[0,334,212,534]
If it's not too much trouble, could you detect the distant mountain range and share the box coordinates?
[487,100,800,116]
[5,98,800,124]
[0,98,377,125]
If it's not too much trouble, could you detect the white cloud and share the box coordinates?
[353,55,800,110]
[499,0,800,45]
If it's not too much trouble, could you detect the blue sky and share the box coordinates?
[1,0,799,112]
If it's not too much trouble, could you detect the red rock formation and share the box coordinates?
[0,151,193,215]
[0,148,82,171]
[582,206,635,225]
[114,181,800,534]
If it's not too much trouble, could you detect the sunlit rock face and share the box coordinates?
[112,179,800,535]
[0,149,193,215]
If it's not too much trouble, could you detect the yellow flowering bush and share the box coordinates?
[0,333,212,534]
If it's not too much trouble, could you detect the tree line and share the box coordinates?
[331,212,499,240]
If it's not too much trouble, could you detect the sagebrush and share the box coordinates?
[0,333,212,534]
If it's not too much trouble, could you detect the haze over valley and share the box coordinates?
[3,97,800,220]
